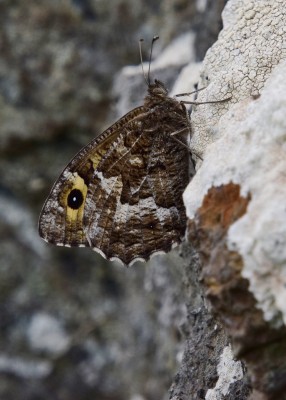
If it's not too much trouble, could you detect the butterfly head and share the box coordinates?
[146,79,170,107]
[148,79,168,96]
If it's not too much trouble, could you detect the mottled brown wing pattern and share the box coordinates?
[39,80,193,265]
[38,106,144,249]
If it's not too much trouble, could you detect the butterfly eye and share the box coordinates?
[67,189,84,210]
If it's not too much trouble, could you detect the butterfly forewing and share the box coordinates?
[39,106,144,248]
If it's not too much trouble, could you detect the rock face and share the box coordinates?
[0,2,224,400]
[3,0,286,399]
[181,0,286,398]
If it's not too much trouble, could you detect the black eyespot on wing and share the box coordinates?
[67,189,84,209]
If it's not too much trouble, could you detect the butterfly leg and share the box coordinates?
[170,105,203,161]
[175,86,206,99]
[180,96,232,105]
[170,127,190,150]
[170,127,203,161]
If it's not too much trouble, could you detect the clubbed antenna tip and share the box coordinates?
[139,36,159,86]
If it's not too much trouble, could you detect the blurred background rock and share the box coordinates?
[0,1,226,399]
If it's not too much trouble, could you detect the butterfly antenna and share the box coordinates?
[147,35,159,85]
[139,38,149,86]
[139,36,159,86]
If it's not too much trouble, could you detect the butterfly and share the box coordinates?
[39,38,194,266]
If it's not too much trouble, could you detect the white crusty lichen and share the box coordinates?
[205,345,244,400]
[189,0,286,157]
[226,63,286,327]
[183,0,286,327]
